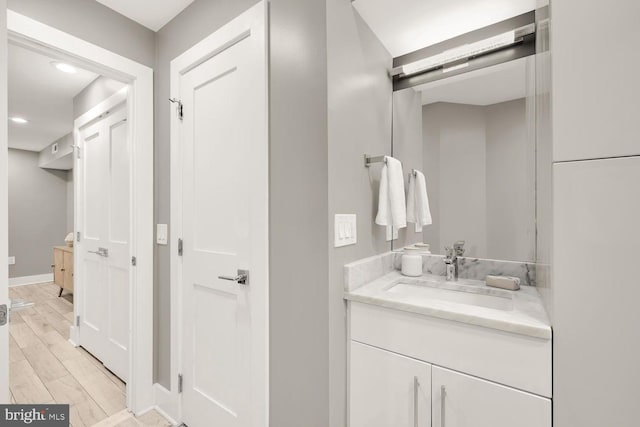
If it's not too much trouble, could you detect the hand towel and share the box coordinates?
[375,156,407,229]
[407,170,432,232]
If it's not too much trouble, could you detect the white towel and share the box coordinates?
[407,170,432,232]
[375,156,406,229]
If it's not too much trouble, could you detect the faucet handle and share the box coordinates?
[453,240,466,256]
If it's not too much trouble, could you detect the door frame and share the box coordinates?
[168,1,269,424]
[3,11,155,413]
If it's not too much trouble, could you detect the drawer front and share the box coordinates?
[350,302,551,397]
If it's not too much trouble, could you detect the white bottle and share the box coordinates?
[401,247,423,277]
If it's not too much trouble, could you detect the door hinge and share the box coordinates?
[75,315,80,327]
[178,374,183,393]
[169,98,184,121]
[178,238,183,256]
[76,232,81,242]
[131,256,137,266]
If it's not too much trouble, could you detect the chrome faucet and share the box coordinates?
[444,241,465,281]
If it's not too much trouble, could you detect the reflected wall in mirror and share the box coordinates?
[392,57,536,262]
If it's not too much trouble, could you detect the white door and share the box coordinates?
[175,3,268,427]
[350,341,431,427]
[77,102,130,382]
[432,366,551,427]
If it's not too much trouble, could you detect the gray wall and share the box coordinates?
[73,76,126,118]
[66,171,73,233]
[327,0,392,425]
[392,88,423,249]
[485,99,535,262]
[6,0,155,68]
[38,133,74,170]
[419,100,534,261]
[157,1,330,425]
[8,149,69,278]
[552,0,640,425]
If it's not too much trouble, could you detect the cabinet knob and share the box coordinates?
[60,268,65,272]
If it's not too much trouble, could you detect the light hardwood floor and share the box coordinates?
[9,282,173,427]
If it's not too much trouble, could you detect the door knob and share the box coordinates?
[218,269,249,285]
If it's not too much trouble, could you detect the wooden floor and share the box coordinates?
[9,282,172,427]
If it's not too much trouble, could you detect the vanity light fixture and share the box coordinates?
[51,61,77,74]
[10,117,28,124]
[401,30,516,77]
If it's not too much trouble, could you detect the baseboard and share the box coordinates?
[69,326,79,347]
[9,273,54,287]
[153,383,180,425]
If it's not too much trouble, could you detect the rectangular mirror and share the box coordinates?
[392,56,536,262]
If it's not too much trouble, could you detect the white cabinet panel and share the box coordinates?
[552,0,640,161]
[432,366,551,427]
[553,157,640,427]
[350,341,431,427]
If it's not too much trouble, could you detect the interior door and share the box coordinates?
[77,102,130,382]
[178,3,268,427]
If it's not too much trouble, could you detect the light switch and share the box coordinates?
[7,256,15,265]
[334,214,357,247]
[156,224,168,245]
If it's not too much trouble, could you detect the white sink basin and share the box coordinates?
[386,280,514,311]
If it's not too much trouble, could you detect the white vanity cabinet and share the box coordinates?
[348,301,552,427]
[350,341,431,427]
[432,366,551,427]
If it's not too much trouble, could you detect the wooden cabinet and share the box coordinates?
[432,366,551,427]
[350,341,431,427]
[53,246,74,296]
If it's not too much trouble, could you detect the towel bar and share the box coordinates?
[364,154,387,167]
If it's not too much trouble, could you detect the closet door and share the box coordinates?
[77,102,130,381]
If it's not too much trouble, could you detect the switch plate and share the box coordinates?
[156,224,168,245]
[8,256,15,265]
[334,214,357,247]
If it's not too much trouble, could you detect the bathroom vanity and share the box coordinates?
[344,254,551,427]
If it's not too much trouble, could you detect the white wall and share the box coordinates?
[552,0,640,425]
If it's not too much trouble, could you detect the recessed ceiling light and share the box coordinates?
[10,117,28,124]
[51,62,77,74]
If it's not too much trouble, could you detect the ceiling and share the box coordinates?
[95,0,194,31]
[352,0,536,57]
[415,56,530,106]
[9,44,99,152]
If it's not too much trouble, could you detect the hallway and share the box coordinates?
[9,282,171,427]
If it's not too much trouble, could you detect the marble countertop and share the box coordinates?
[345,271,551,340]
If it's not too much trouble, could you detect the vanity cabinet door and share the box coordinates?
[432,366,551,427]
[350,341,431,427]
